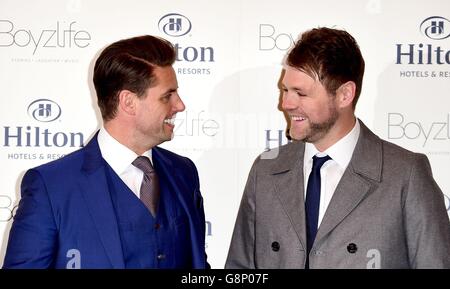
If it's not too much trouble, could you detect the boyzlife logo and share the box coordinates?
[396,16,450,77]
[27,99,61,122]
[158,13,192,37]
[0,19,91,55]
[157,13,214,75]
[420,16,450,40]
[0,194,17,222]
[386,112,450,151]
[258,24,296,51]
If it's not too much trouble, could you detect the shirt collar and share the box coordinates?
[97,126,153,175]
[304,119,360,170]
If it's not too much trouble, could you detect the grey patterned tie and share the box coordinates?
[132,156,160,217]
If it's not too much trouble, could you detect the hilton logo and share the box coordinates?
[158,13,192,37]
[157,12,215,68]
[396,16,450,65]
[2,99,84,148]
[27,99,61,122]
[420,16,450,40]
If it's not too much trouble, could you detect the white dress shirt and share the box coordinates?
[97,127,153,198]
[303,119,360,228]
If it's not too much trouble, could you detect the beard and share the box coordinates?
[291,101,339,143]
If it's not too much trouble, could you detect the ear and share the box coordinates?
[336,81,356,109]
[118,90,137,116]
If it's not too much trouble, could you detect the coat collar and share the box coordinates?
[268,141,308,250]
[151,146,207,268]
[80,133,206,268]
[269,120,383,251]
[269,120,382,180]
[81,131,104,173]
[79,132,125,268]
[315,120,382,245]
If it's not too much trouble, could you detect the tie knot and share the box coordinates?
[312,155,331,171]
[132,156,155,175]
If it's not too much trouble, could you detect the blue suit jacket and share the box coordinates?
[3,134,208,268]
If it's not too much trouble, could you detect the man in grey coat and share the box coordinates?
[225,27,450,269]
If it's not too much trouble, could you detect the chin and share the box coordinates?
[289,130,305,141]
[162,132,174,142]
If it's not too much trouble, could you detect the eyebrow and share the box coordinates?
[281,84,306,93]
[162,87,178,95]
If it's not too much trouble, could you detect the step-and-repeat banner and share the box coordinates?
[1,0,449,268]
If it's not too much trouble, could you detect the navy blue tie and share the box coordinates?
[305,155,331,268]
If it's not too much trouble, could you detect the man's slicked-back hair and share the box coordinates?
[93,35,176,121]
[286,27,365,109]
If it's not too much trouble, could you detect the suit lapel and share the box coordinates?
[79,132,125,268]
[315,121,383,243]
[271,141,308,251]
[152,147,206,268]
[152,147,196,217]
[314,168,372,243]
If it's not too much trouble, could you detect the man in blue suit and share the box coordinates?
[3,35,209,269]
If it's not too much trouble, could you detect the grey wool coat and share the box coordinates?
[225,121,450,269]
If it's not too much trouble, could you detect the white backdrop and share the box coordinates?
[1,0,449,268]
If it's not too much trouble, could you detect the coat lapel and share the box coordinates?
[152,147,206,268]
[315,121,383,244]
[79,132,125,268]
[270,141,308,251]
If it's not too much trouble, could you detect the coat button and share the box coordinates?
[271,241,280,252]
[347,243,358,253]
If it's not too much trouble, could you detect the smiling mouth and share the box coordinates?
[163,116,176,126]
[290,115,306,121]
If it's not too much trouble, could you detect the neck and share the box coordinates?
[104,119,155,155]
[313,114,356,152]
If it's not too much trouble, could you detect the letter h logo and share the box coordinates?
[430,21,444,35]
[168,17,182,32]
[38,103,52,118]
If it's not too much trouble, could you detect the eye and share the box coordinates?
[296,91,306,97]
[160,94,171,103]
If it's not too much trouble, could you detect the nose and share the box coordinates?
[281,91,297,111]
[174,93,185,112]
